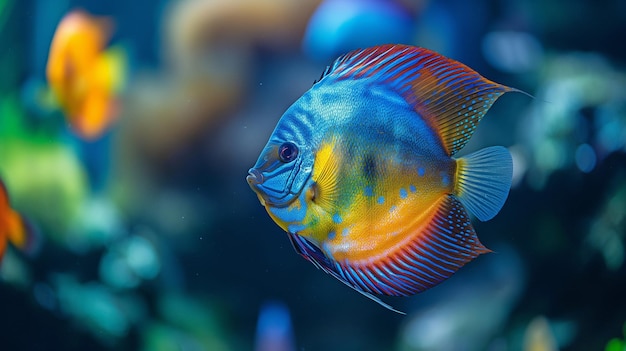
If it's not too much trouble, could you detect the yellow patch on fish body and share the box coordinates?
[299,134,456,264]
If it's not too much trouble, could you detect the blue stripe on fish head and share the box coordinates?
[247,92,317,208]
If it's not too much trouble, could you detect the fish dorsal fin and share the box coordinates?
[316,44,517,156]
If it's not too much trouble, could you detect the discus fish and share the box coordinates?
[247,44,519,312]
[46,10,126,140]
[0,179,34,262]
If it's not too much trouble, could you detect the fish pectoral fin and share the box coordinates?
[454,146,513,221]
[286,232,405,314]
[310,137,341,209]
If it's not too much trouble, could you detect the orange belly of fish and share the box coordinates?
[324,195,445,264]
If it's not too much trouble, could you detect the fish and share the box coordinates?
[247,44,519,312]
[0,179,35,262]
[46,10,126,140]
[254,301,295,351]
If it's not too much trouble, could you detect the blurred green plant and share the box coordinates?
[605,323,626,351]
[0,0,12,29]
[0,94,89,244]
[141,293,232,351]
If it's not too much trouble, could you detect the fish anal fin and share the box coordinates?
[288,195,488,310]
[287,232,405,314]
[330,195,489,297]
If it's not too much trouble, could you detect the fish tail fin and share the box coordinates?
[454,146,513,221]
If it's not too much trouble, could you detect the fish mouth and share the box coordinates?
[247,168,268,206]
[247,168,264,186]
[246,167,302,208]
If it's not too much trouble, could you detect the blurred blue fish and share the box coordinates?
[303,0,415,62]
[254,301,295,351]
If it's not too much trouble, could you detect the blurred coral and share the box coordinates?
[118,0,322,163]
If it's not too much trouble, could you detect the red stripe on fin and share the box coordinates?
[343,195,490,296]
[316,44,520,155]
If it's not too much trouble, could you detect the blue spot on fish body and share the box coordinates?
[399,188,408,199]
[418,167,425,177]
[442,174,450,187]
[342,227,350,237]
[364,186,374,197]
[333,213,343,224]
[328,231,336,240]
[377,196,385,204]
[409,184,417,192]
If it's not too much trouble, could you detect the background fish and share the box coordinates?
[46,10,126,140]
[247,44,519,312]
[254,301,295,351]
[0,179,35,262]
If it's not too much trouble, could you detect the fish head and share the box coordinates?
[247,113,314,209]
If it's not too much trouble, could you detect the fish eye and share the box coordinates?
[278,142,298,163]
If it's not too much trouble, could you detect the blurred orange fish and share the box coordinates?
[0,179,34,262]
[46,10,126,140]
